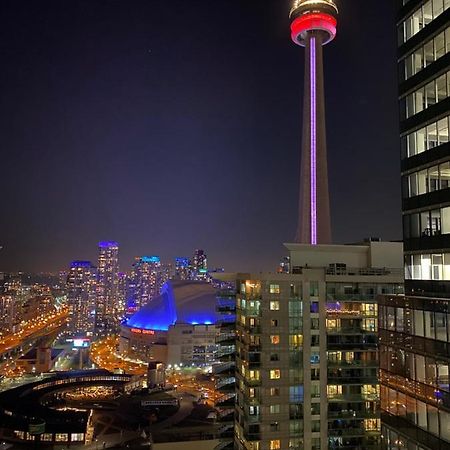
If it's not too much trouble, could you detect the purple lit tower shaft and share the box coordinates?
[296,32,332,245]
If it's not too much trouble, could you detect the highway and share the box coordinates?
[90,336,148,375]
[0,306,69,355]
[0,307,69,377]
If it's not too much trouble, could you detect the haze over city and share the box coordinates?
[1,1,450,450]
[0,0,401,273]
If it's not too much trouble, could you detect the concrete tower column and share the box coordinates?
[290,0,338,245]
[297,32,332,244]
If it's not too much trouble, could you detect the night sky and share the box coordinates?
[0,0,401,274]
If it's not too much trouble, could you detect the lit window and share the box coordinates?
[270,335,280,345]
[270,301,280,311]
[270,284,280,294]
[270,404,281,414]
[270,387,280,396]
[270,440,281,450]
[71,433,84,442]
[289,334,303,347]
[55,434,68,442]
[270,369,281,380]
[364,419,380,431]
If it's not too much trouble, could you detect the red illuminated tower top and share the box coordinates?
[290,0,338,46]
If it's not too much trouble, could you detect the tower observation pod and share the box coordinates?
[290,0,338,245]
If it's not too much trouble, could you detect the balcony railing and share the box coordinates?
[328,360,378,368]
[327,376,378,385]
[328,410,379,419]
[327,327,377,334]
[216,376,236,390]
[213,361,235,374]
[326,267,403,277]
[328,393,379,402]
[215,393,235,406]
[217,332,235,343]
[329,428,380,437]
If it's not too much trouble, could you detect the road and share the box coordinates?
[0,307,68,355]
[90,336,147,375]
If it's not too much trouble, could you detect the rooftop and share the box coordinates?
[125,280,220,331]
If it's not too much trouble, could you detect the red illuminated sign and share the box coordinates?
[130,328,155,335]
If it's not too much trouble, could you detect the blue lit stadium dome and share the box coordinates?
[125,280,220,331]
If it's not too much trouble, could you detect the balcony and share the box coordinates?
[213,361,235,375]
[327,327,377,335]
[326,267,403,278]
[328,394,378,402]
[328,360,378,368]
[329,428,379,437]
[216,376,236,391]
[218,408,234,421]
[215,393,235,407]
[329,443,380,450]
[218,423,234,436]
[328,410,379,419]
[327,376,378,385]
[243,378,261,387]
[327,310,376,318]
[217,345,235,359]
[217,332,236,344]
[238,324,261,334]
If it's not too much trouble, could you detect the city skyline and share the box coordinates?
[0,0,401,274]
[1,1,449,449]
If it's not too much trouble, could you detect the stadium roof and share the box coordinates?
[125,280,219,331]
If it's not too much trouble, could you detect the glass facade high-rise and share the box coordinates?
[380,2,450,449]
[67,261,96,336]
[95,241,119,336]
[193,249,208,280]
[175,257,191,280]
[129,256,169,310]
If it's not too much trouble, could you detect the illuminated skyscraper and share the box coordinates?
[131,256,166,309]
[117,271,128,317]
[67,261,96,336]
[290,0,338,244]
[380,2,450,449]
[95,241,119,336]
[175,257,191,280]
[193,249,208,279]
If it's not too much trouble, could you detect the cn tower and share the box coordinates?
[290,0,338,245]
